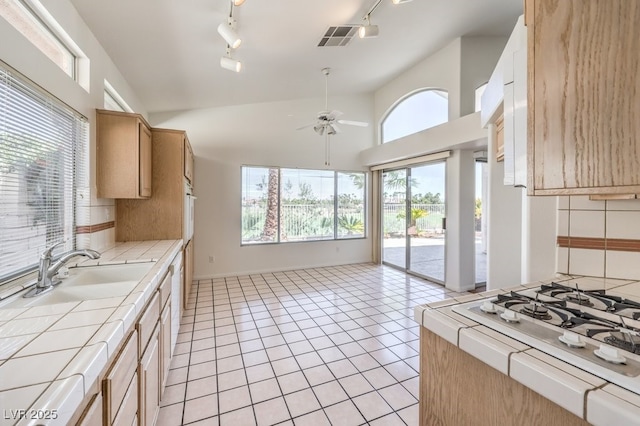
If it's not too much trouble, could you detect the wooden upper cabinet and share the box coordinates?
[96,110,152,199]
[117,128,192,242]
[527,0,640,195]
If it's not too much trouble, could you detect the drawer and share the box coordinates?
[112,372,138,426]
[76,392,102,426]
[159,271,171,311]
[137,291,160,354]
[103,330,138,424]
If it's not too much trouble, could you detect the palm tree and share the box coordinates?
[262,168,279,241]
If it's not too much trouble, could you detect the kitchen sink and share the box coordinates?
[0,262,155,308]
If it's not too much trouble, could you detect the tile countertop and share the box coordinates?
[413,274,640,426]
[0,240,182,426]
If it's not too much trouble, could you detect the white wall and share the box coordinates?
[150,95,375,278]
[374,38,462,143]
[0,0,146,251]
[459,36,509,116]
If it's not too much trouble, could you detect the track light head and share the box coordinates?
[218,20,242,49]
[359,15,379,38]
[358,24,379,38]
[220,56,242,72]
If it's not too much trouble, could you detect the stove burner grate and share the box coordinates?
[604,331,640,355]
[520,303,552,320]
[564,292,594,307]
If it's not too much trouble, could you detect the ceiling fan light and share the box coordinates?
[220,56,242,72]
[233,0,245,5]
[358,24,379,38]
[327,124,337,135]
[314,124,325,135]
[217,22,242,49]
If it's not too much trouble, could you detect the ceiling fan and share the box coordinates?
[297,67,368,165]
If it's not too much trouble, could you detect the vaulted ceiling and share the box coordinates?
[69,0,522,113]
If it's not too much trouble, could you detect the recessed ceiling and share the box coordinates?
[69,0,522,113]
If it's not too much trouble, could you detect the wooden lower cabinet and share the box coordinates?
[77,393,103,426]
[160,302,172,393]
[112,373,138,426]
[73,267,177,425]
[420,328,588,425]
[103,331,138,425]
[139,325,161,426]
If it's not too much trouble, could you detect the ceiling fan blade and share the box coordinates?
[327,110,343,120]
[337,119,369,127]
[296,122,317,130]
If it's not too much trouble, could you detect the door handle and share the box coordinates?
[442,217,446,230]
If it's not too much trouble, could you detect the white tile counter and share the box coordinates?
[0,240,182,426]
[414,275,640,425]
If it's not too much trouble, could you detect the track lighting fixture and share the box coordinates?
[218,18,241,49]
[359,15,379,38]
[220,48,242,72]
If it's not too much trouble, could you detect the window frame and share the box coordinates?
[0,0,79,80]
[0,59,87,285]
[240,166,367,245]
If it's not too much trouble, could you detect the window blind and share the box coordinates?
[0,61,87,283]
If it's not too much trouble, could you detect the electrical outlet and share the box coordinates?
[209,255,215,263]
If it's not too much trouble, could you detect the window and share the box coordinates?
[103,80,133,112]
[0,61,87,282]
[0,0,76,78]
[381,89,448,143]
[241,167,366,244]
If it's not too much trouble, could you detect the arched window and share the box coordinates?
[381,89,448,144]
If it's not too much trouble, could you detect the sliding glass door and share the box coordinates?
[382,170,407,269]
[382,162,446,283]
[409,163,446,282]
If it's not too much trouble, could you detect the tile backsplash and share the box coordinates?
[556,196,640,279]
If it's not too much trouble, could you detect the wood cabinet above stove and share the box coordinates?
[526,0,640,195]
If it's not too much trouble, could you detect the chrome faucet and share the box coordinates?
[24,241,101,298]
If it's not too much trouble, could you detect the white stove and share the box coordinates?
[452,281,640,394]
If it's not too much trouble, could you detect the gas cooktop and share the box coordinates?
[451,281,640,394]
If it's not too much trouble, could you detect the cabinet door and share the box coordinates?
[113,372,138,426]
[160,301,172,394]
[137,291,160,356]
[184,137,194,184]
[103,330,138,424]
[139,326,160,426]
[96,110,152,199]
[528,0,640,195]
[76,392,102,426]
[139,122,152,198]
[183,240,193,310]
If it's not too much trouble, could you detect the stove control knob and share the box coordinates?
[480,301,497,314]
[558,331,586,348]
[594,344,626,364]
[500,309,520,323]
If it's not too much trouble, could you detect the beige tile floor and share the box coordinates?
[157,263,466,425]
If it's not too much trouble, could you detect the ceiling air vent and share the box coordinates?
[317,25,359,47]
